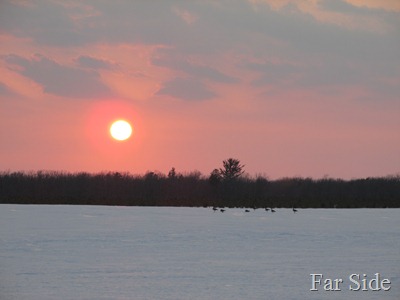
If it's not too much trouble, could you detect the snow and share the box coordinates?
[0,205,399,300]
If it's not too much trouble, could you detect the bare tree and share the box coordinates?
[209,168,222,185]
[168,167,177,179]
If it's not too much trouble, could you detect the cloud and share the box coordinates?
[246,61,300,86]
[0,1,191,47]
[0,1,88,46]
[0,0,399,102]
[1,0,397,56]
[152,48,238,101]
[153,48,238,84]
[322,0,373,14]
[156,77,216,101]
[245,55,400,101]
[0,81,14,96]
[345,0,400,12]
[3,54,113,98]
[173,7,198,25]
[250,0,396,33]
[76,55,115,70]
[178,62,237,84]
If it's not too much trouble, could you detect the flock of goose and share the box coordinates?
[211,207,298,213]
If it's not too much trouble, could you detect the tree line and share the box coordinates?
[0,159,399,208]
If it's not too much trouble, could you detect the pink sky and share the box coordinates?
[0,0,399,179]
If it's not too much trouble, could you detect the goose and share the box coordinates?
[271,208,276,213]
[212,207,218,212]
[293,208,298,213]
[220,209,225,212]
[265,208,270,211]
[245,209,250,212]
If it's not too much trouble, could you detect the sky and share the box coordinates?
[0,0,399,179]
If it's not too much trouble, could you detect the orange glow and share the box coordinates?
[84,100,143,163]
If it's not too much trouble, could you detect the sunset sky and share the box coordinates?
[1,0,399,179]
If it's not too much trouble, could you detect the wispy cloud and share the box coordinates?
[156,77,215,101]
[0,81,14,96]
[173,7,198,25]
[76,55,116,70]
[3,54,113,98]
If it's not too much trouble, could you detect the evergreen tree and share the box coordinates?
[219,158,245,181]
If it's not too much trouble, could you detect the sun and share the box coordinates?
[110,120,132,141]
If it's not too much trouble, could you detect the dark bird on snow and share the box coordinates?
[265,208,270,211]
[245,209,250,212]
[212,207,218,212]
[293,208,298,213]
[271,208,276,213]
[220,209,225,212]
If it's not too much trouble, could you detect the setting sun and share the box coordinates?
[110,120,132,141]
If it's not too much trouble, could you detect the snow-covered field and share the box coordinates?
[0,205,399,300]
